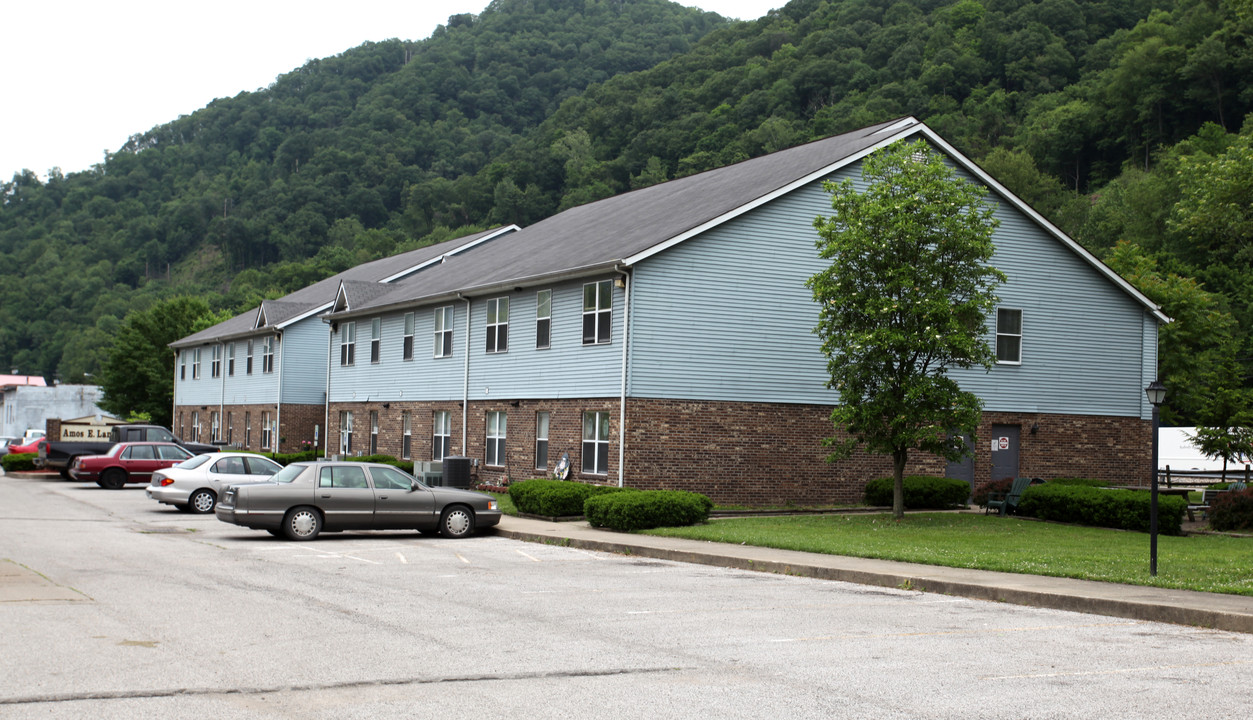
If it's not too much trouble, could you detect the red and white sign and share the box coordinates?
[999,437,1010,450]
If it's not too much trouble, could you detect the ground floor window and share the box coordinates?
[402,411,412,460]
[340,411,353,455]
[433,411,451,461]
[191,411,200,443]
[244,412,251,449]
[369,410,379,455]
[582,411,609,475]
[210,411,220,443]
[261,411,273,450]
[535,411,549,471]
[486,411,506,467]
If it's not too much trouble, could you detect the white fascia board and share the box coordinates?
[908,125,1170,325]
[276,302,334,330]
[623,118,924,266]
[332,282,350,313]
[253,306,268,330]
[379,225,521,284]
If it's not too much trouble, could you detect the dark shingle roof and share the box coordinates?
[171,226,516,347]
[335,118,911,317]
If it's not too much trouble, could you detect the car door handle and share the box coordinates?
[379,495,389,500]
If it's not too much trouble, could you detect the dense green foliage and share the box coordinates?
[809,139,1002,517]
[1016,482,1187,534]
[863,475,972,508]
[3,0,1252,424]
[583,489,713,530]
[1208,487,1253,530]
[508,477,628,516]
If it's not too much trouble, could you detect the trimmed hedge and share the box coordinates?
[1,452,37,472]
[1046,477,1108,488]
[864,475,970,509]
[508,478,628,517]
[1016,483,1187,535]
[584,490,713,531]
[1209,488,1253,531]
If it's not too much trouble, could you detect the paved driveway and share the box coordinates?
[3,472,1251,719]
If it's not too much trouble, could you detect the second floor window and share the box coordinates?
[486,297,509,353]
[211,345,221,378]
[403,313,414,361]
[996,308,1023,364]
[180,353,186,380]
[262,336,275,373]
[434,306,453,358]
[340,322,356,366]
[536,290,551,349]
[370,318,382,364]
[227,344,235,376]
[192,349,202,380]
[246,341,254,374]
[583,280,612,345]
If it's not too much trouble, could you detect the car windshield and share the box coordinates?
[175,454,214,470]
[271,464,306,484]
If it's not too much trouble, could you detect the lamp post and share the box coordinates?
[1145,379,1167,576]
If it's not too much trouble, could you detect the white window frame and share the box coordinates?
[246,340,254,374]
[369,410,379,454]
[227,343,235,376]
[370,318,382,364]
[433,410,451,461]
[486,297,509,353]
[339,410,353,455]
[211,345,221,378]
[210,411,221,443]
[401,411,412,460]
[191,411,200,442]
[180,352,187,380]
[192,348,201,380]
[535,411,550,471]
[403,312,415,361]
[434,306,454,358]
[582,281,612,345]
[244,411,251,448]
[536,289,552,350]
[261,411,273,450]
[262,336,275,373]
[582,411,610,475]
[486,411,507,467]
[340,321,356,366]
[996,308,1023,365]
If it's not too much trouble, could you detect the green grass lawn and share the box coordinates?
[644,512,1253,596]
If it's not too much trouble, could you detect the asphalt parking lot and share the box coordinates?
[4,470,1253,719]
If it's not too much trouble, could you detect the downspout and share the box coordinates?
[171,349,179,437]
[458,293,471,453]
[218,342,226,442]
[275,330,283,454]
[615,265,631,487]
[325,322,333,458]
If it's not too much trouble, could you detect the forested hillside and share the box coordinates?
[2,0,1251,425]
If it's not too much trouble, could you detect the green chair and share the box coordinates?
[986,476,1035,516]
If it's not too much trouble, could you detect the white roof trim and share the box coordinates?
[276,302,334,330]
[625,117,1168,325]
[332,283,350,314]
[253,305,268,330]
[379,225,521,284]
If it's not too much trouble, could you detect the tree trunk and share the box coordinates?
[893,448,908,520]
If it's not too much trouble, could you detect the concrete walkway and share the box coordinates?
[494,514,1253,634]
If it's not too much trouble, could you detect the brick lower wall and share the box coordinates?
[174,403,323,454]
[322,397,1152,506]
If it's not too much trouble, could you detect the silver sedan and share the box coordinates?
[147,453,284,513]
[215,461,501,540]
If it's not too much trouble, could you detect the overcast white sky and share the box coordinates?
[2,1,780,182]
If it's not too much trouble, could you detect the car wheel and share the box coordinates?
[439,505,475,539]
[100,469,127,490]
[282,507,322,541]
[188,489,216,514]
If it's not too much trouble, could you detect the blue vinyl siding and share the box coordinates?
[329,280,623,403]
[279,319,328,405]
[629,161,1157,419]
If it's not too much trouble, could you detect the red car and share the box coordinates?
[7,437,47,455]
[69,442,195,489]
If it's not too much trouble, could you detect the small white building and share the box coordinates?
[0,380,107,439]
[1159,426,1252,474]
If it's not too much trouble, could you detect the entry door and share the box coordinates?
[989,425,1020,483]
[945,434,975,498]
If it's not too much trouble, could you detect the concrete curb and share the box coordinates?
[494,519,1253,635]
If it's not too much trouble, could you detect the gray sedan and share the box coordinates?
[215,461,501,540]
[147,452,284,513]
